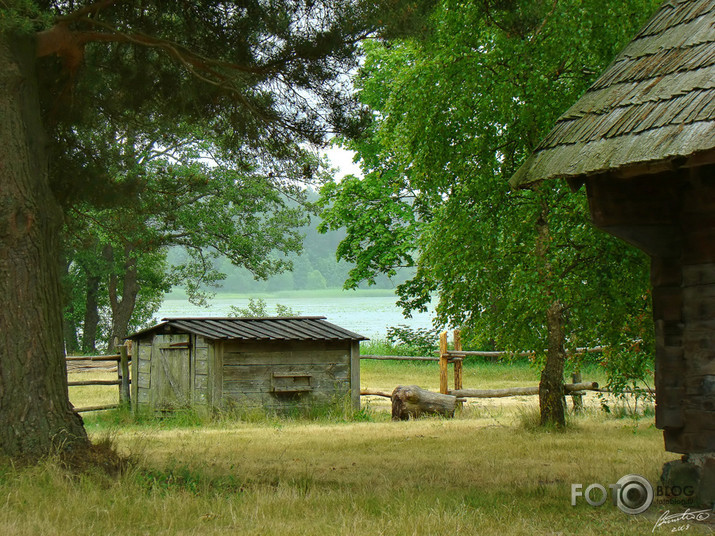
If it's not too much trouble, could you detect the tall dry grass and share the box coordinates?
[0,414,674,535]
[14,360,674,535]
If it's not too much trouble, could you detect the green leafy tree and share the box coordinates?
[63,125,314,351]
[320,0,658,426]
[0,0,435,459]
[228,298,299,318]
[62,237,170,354]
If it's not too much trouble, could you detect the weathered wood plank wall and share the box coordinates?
[221,340,352,411]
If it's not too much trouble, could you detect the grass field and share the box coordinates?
[0,359,698,535]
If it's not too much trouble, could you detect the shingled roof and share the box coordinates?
[510,0,715,188]
[128,316,368,342]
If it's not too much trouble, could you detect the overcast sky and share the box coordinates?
[322,145,363,181]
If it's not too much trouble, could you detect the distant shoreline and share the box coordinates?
[164,287,400,300]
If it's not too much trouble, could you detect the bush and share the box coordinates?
[385,325,440,356]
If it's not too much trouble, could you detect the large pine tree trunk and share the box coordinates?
[0,33,89,458]
[539,300,567,427]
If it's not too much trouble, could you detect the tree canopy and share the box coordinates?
[0,0,435,458]
[320,0,660,425]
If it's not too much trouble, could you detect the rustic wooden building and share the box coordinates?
[511,0,715,499]
[127,316,366,413]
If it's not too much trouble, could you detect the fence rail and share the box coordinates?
[66,355,123,362]
[359,331,648,407]
[66,342,132,413]
[361,354,439,361]
[361,382,600,400]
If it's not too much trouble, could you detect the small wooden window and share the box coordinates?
[271,372,313,393]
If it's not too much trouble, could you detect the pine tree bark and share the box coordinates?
[0,33,89,458]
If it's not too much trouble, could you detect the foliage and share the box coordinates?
[42,0,437,353]
[228,298,299,318]
[0,0,440,457]
[211,187,416,294]
[62,241,169,352]
[320,0,659,401]
[61,125,314,348]
[385,325,439,356]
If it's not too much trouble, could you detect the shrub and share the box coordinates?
[385,325,440,356]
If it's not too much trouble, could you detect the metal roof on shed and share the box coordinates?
[127,316,368,342]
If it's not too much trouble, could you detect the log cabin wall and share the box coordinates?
[586,163,715,454]
[676,164,715,453]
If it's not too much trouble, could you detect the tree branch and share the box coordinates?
[56,0,124,24]
[529,0,559,43]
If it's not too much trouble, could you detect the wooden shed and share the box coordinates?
[127,316,367,414]
[511,0,715,502]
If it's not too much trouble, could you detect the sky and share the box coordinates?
[322,145,363,181]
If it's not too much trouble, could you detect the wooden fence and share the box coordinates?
[360,330,606,405]
[66,342,131,413]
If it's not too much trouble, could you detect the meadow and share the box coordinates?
[0,350,695,535]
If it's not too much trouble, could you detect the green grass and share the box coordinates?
[16,359,671,535]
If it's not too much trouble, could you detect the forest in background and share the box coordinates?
[168,188,413,296]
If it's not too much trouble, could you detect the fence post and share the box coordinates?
[119,342,131,406]
[453,330,463,408]
[453,330,463,390]
[571,371,583,413]
[439,331,449,394]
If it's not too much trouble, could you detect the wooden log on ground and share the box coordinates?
[451,382,598,398]
[391,385,457,421]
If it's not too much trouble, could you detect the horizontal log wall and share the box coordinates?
[588,164,715,455]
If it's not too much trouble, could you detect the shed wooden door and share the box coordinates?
[154,339,191,409]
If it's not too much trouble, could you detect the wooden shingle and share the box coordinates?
[511,0,715,187]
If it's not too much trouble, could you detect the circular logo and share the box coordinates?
[615,474,654,515]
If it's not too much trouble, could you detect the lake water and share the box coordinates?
[157,294,437,340]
